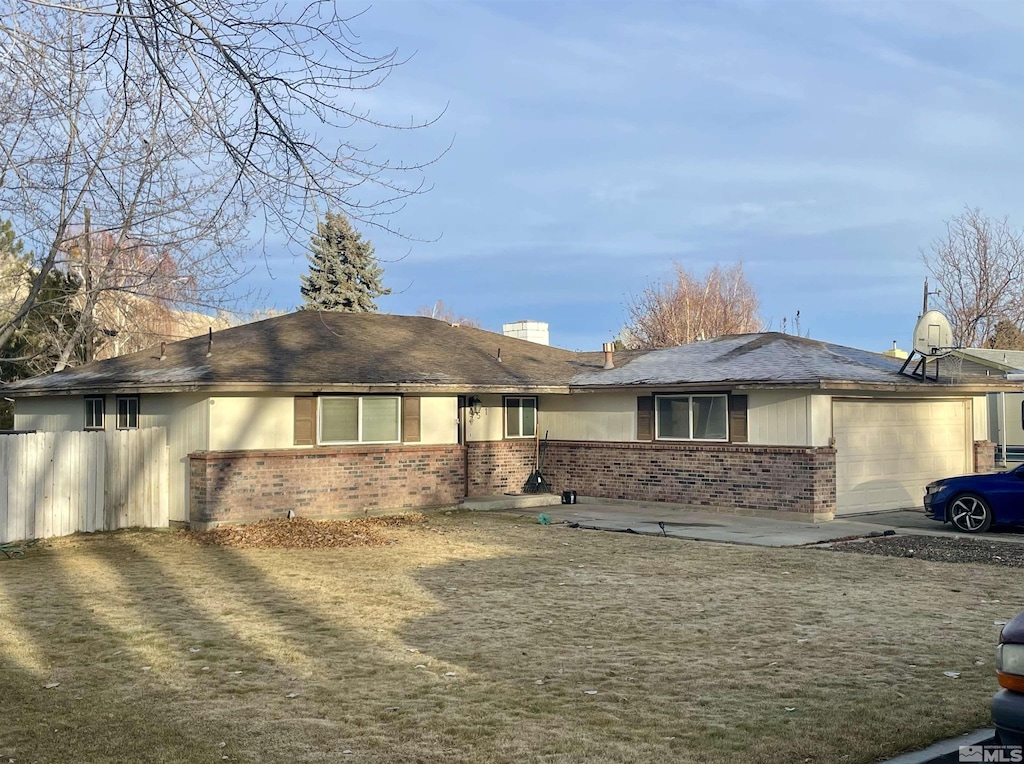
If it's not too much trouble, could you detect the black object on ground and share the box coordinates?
[523,430,551,494]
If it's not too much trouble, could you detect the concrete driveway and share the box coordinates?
[513,501,1024,548]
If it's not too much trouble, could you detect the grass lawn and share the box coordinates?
[0,511,1016,763]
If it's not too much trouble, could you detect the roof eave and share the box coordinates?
[2,381,576,397]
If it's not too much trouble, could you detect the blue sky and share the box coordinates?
[253,0,1024,352]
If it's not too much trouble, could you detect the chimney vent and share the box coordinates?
[496,347,502,363]
[159,342,167,361]
[206,327,213,358]
[502,320,549,346]
[602,342,615,370]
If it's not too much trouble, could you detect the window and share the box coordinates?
[116,396,139,430]
[504,396,537,438]
[319,396,400,444]
[655,394,728,441]
[84,397,104,430]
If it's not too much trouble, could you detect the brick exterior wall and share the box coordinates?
[974,440,997,473]
[466,440,537,496]
[541,440,837,516]
[189,444,466,526]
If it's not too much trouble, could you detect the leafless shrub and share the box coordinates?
[623,262,763,348]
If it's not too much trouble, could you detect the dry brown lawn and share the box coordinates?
[0,511,1016,763]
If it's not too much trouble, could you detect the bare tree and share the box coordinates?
[416,300,482,328]
[0,1,441,367]
[923,208,1024,348]
[623,262,762,349]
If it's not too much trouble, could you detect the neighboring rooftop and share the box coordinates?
[955,348,1024,373]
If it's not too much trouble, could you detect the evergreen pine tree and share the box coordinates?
[300,211,390,312]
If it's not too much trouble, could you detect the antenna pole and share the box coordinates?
[922,278,928,315]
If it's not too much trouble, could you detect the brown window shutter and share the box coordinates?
[637,396,654,441]
[729,394,748,443]
[403,396,421,443]
[294,396,316,446]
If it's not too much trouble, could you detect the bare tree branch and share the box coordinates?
[623,262,763,349]
[922,207,1024,348]
[0,0,443,359]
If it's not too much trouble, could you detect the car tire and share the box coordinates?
[948,492,993,533]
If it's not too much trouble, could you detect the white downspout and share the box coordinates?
[1001,391,1008,467]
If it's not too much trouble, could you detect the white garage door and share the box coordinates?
[833,399,970,515]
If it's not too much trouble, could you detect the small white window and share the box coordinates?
[319,396,400,444]
[504,397,537,438]
[116,396,139,430]
[655,394,728,442]
[85,397,104,430]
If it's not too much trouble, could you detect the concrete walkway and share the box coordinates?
[506,500,1024,548]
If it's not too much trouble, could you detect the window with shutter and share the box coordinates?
[315,396,402,444]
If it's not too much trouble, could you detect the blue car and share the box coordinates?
[924,465,1024,533]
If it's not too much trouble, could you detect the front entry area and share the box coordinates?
[833,399,971,515]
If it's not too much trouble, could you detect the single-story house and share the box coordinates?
[3,311,1016,527]
[952,348,1024,465]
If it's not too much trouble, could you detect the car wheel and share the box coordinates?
[949,492,993,533]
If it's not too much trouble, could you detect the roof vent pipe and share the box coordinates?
[206,327,213,358]
[496,348,502,363]
[602,342,615,370]
[159,342,166,361]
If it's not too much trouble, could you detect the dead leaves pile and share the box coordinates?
[182,514,427,549]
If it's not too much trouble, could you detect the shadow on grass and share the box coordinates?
[0,527,516,762]
[0,518,1011,764]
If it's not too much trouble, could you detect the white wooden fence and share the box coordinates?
[0,427,168,544]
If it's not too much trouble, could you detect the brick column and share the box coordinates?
[974,440,996,473]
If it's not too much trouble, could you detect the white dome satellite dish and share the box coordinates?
[912,310,954,358]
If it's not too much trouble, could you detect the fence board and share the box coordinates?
[0,428,167,544]
[0,437,7,543]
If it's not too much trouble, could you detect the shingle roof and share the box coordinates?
[955,348,1024,373]
[571,332,1004,388]
[2,312,607,394]
[2,315,1011,396]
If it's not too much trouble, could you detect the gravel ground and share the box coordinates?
[831,534,1024,568]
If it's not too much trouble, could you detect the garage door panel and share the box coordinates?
[835,400,968,514]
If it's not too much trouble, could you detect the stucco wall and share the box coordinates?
[420,396,459,444]
[465,394,505,442]
[209,396,294,451]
